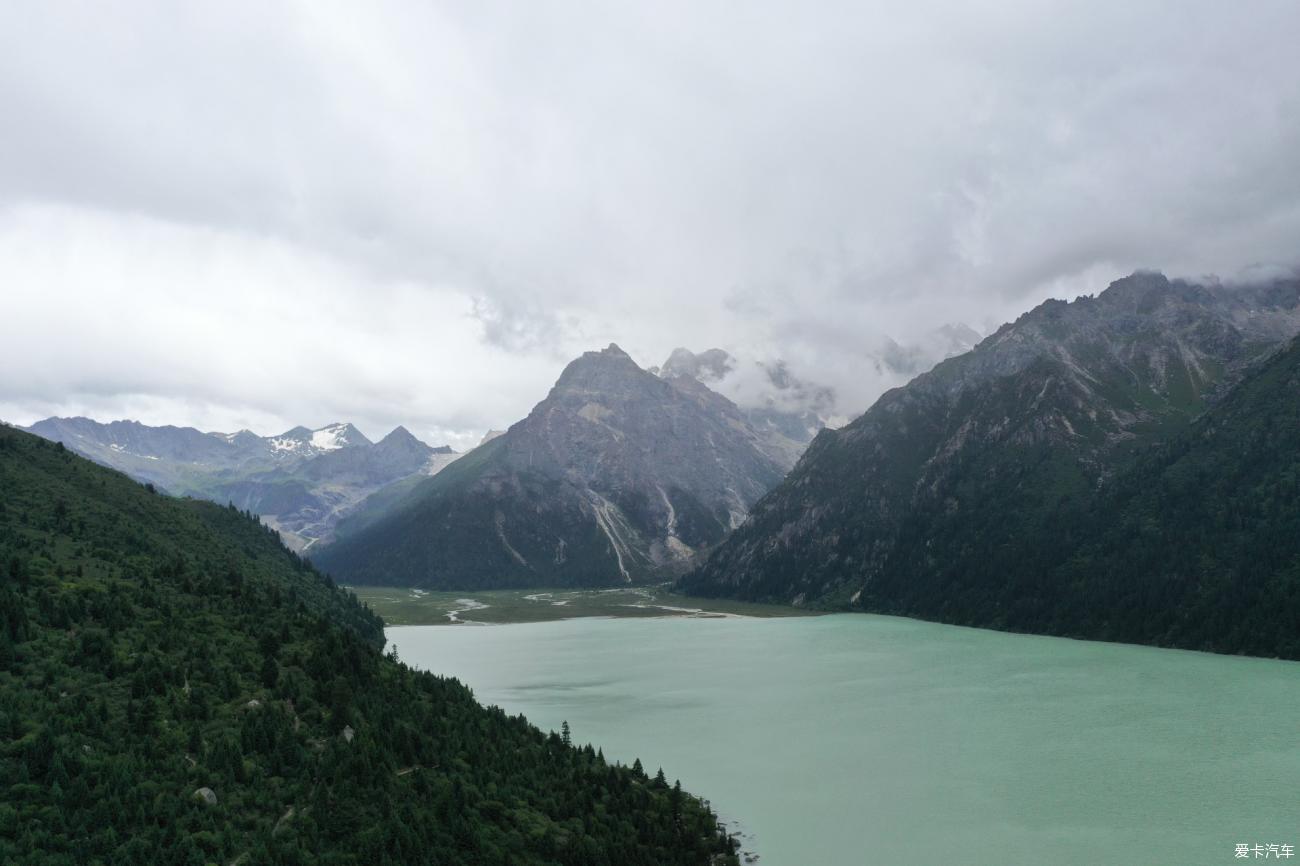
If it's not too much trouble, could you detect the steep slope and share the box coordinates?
[871,335,1300,658]
[314,344,787,589]
[23,418,456,550]
[0,424,737,864]
[681,272,1300,658]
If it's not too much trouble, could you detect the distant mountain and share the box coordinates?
[869,323,984,377]
[22,418,457,550]
[0,424,737,864]
[654,347,831,469]
[658,347,736,382]
[313,344,788,589]
[680,271,1300,658]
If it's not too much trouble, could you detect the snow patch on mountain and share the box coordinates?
[310,425,351,451]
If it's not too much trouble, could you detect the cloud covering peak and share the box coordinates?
[2,1,1299,444]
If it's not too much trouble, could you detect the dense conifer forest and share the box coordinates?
[0,425,738,865]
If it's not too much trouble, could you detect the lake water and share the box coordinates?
[391,613,1299,866]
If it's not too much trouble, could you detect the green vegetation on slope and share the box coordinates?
[860,339,1300,659]
[0,425,738,865]
[351,584,817,626]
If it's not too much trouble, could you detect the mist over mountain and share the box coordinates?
[313,344,788,589]
[23,417,457,550]
[869,323,985,378]
[651,348,829,470]
[657,325,982,433]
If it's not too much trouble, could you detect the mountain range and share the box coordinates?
[19,270,1300,659]
[680,271,1300,658]
[313,344,800,589]
[22,417,458,550]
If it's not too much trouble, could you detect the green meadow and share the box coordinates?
[348,583,814,626]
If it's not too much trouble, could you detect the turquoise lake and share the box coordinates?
[391,613,1299,866]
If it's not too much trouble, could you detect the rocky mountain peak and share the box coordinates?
[219,429,265,449]
[315,343,790,589]
[660,347,734,382]
[374,425,432,459]
[312,422,371,450]
[276,425,313,441]
[551,342,652,396]
[378,425,420,445]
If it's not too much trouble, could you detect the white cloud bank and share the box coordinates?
[2,0,1299,443]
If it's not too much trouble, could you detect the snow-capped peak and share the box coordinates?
[310,424,352,451]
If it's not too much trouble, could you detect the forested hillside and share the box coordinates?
[0,425,738,864]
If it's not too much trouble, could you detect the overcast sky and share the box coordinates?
[3,1,1299,448]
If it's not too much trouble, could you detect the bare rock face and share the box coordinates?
[315,344,788,589]
[683,271,1300,605]
[193,787,218,807]
[341,725,355,743]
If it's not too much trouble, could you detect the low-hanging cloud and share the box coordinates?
[2,0,1299,443]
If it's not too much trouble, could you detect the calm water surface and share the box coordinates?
[391,614,1299,866]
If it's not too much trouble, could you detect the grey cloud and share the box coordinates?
[1,1,1299,440]
[470,296,576,355]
